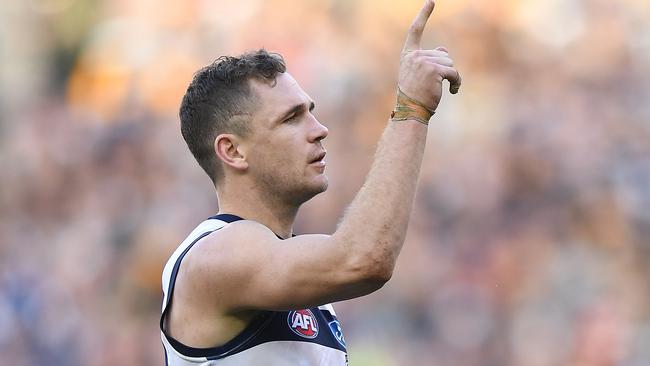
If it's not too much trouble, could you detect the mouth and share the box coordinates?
[309,151,327,165]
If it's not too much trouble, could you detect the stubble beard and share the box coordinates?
[255,166,328,208]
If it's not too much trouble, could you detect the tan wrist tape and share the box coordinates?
[390,87,435,126]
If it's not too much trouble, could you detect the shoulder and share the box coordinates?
[201,219,278,253]
[180,220,279,282]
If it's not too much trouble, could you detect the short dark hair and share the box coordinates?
[180,49,286,184]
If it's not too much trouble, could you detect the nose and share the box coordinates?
[308,117,328,143]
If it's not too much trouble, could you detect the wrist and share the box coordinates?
[390,87,436,126]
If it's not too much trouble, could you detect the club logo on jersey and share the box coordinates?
[328,320,346,348]
[287,309,319,339]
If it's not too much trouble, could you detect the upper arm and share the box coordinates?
[183,220,389,312]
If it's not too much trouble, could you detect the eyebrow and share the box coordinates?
[274,101,315,124]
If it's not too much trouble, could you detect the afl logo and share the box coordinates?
[287,309,319,339]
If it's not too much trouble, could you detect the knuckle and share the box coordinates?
[427,63,440,75]
[403,51,418,63]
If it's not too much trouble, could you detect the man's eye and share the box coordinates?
[285,115,297,123]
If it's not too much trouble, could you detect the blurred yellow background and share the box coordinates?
[1,0,650,364]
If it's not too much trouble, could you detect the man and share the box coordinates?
[160,1,461,364]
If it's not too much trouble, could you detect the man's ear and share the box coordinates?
[215,134,249,171]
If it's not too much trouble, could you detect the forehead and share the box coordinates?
[249,73,310,124]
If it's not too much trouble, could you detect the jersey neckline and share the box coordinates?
[208,213,293,240]
[207,213,245,223]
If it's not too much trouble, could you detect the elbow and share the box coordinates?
[361,273,391,293]
[335,235,399,293]
[363,262,394,287]
[356,246,396,288]
[352,265,392,294]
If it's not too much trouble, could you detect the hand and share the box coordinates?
[398,0,461,112]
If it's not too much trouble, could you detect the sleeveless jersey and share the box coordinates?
[160,214,348,365]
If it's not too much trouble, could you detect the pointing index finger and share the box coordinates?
[403,0,436,52]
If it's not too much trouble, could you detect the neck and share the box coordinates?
[216,181,299,239]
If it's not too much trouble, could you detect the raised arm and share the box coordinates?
[333,0,461,280]
[186,0,462,312]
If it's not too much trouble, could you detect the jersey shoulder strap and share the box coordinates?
[160,214,244,333]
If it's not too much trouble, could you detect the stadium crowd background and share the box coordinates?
[1,0,649,364]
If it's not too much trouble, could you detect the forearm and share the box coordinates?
[333,119,428,278]
[329,0,460,286]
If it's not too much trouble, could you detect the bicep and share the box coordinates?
[241,234,380,310]
[193,222,384,312]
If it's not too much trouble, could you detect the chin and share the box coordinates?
[313,175,329,194]
[294,176,328,204]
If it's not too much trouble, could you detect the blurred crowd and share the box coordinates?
[1,0,650,365]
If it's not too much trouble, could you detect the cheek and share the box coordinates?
[259,145,292,170]
[251,144,296,180]
[262,138,301,166]
[249,130,306,175]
